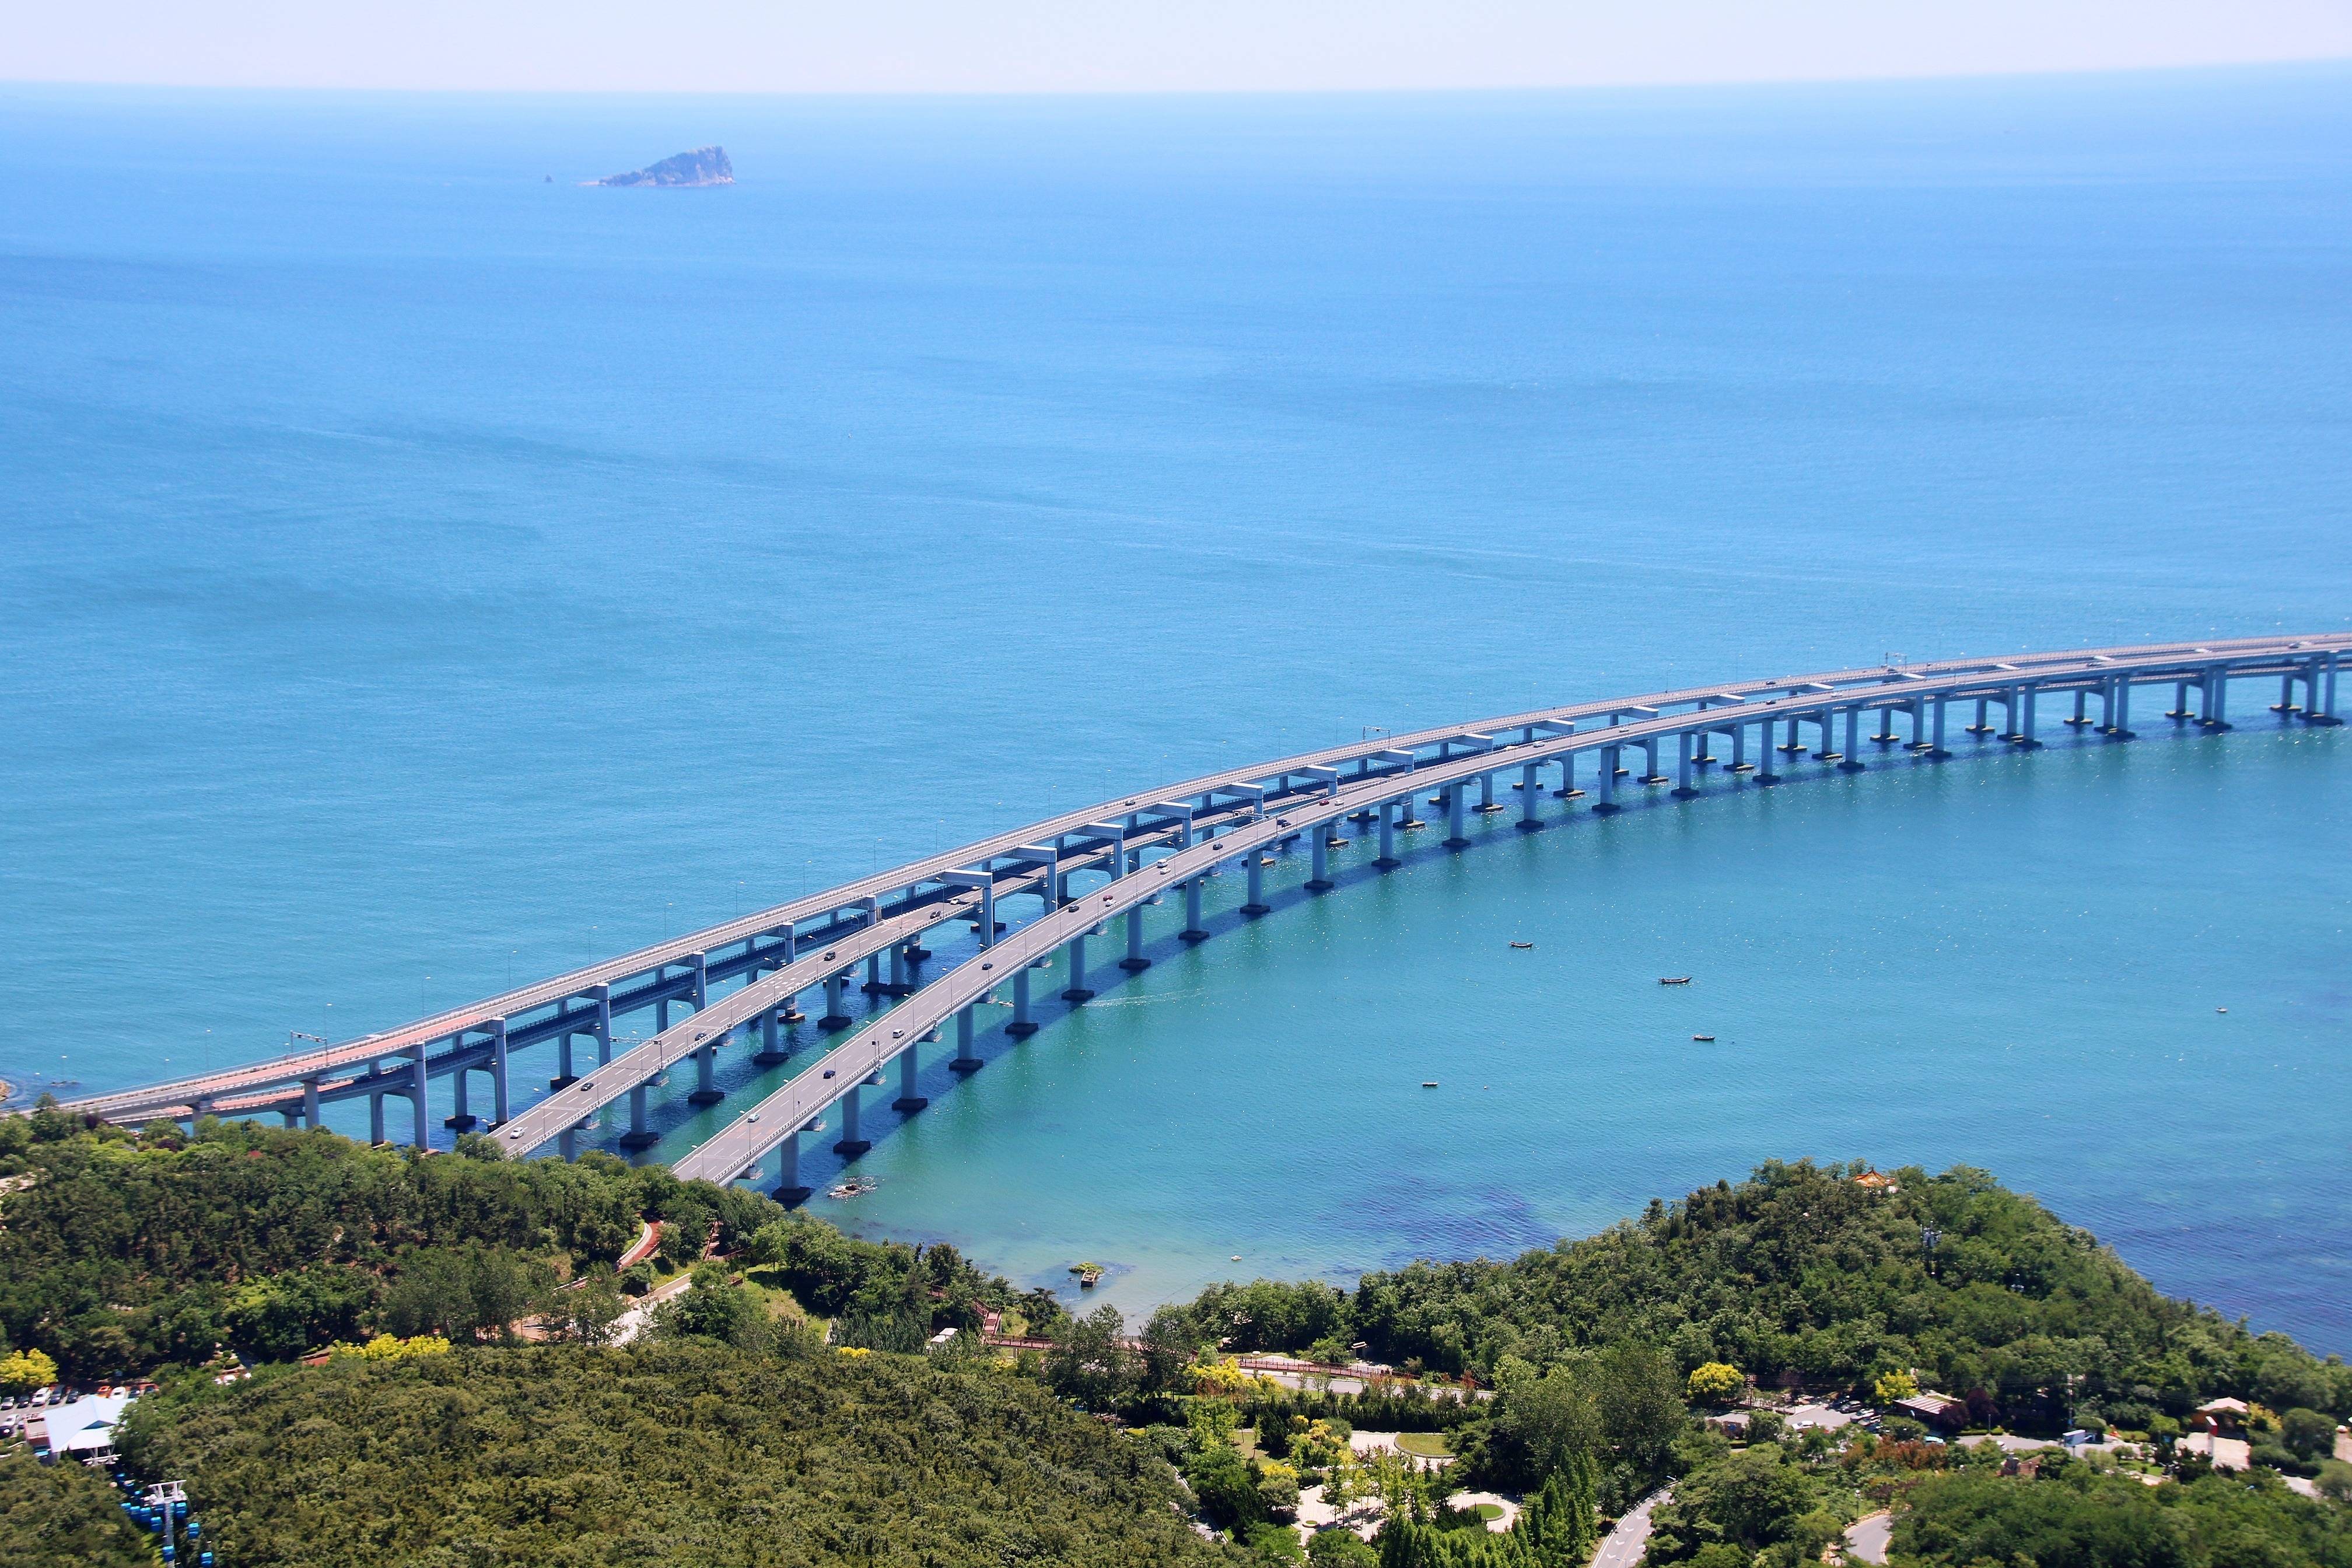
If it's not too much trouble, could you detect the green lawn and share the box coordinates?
[1395,1431,1452,1459]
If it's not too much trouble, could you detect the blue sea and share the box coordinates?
[4,69,2349,1348]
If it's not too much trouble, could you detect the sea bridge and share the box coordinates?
[55,635,2345,1200]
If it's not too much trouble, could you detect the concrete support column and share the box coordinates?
[864,953,882,994]
[620,1083,657,1150]
[820,974,850,1030]
[1639,739,1662,783]
[2022,686,2040,747]
[1376,800,1399,866]
[301,1076,321,1129]
[1307,828,1333,888]
[1122,905,1150,969]
[369,1090,386,1146]
[1555,752,1581,798]
[1931,696,1951,758]
[488,1018,510,1124]
[1518,762,1543,830]
[888,943,906,992]
[2114,678,2133,736]
[834,1083,869,1158]
[409,1046,430,1149]
[592,983,614,1066]
[1062,933,1095,1001]
[555,1031,577,1090]
[755,1009,790,1066]
[951,1005,982,1073]
[1445,782,1469,847]
[688,1039,723,1105]
[1840,708,1866,771]
[1731,725,1749,772]
[690,950,709,1012]
[1243,853,1269,914]
[447,1062,475,1131]
[1182,877,1209,939]
[1756,719,1780,783]
[1007,967,1038,1035]
[1972,696,1991,734]
[2170,680,2191,719]
[1874,706,1897,744]
[1815,710,1839,762]
[1594,747,1621,813]
[773,1131,810,1205]
[2276,671,2298,713]
[895,1041,929,1110]
[1673,732,1698,797]
[2323,653,2340,722]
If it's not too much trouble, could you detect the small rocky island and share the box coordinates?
[591,146,733,188]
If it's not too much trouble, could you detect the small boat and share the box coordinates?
[1422,1080,1439,1088]
[1659,976,1692,985]
[1510,942,1534,950]
[1693,1035,1716,1042]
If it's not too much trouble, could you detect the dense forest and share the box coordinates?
[0,1105,1045,1378]
[116,1341,1237,1567]
[11,1113,2352,1567]
[1167,1160,2352,1434]
[0,1449,152,1567]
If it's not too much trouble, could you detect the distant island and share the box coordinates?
[589,146,733,188]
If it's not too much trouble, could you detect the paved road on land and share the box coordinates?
[1595,1489,1672,1568]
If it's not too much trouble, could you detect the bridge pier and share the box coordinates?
[408,1048,430,1149]
[1518,762,1544,829]
[1929,696,1951,758]
[2169,680,2192,720]
[1840,708,1866,771]
[1242,852,1269,913]
[1593,747,1621,813]
[1814,710,1840,763]
[554,1031,578,1091]
[1181,877,1209,939]
[1376,800,1400,865]
[834,1083,869,1158]
[2274,671,2300,715]
[1730,724,1751,773]
[1477,773,1499,813]
[1874,707,1899,744]
[619,1083,658,1150]
[1672,732,1699,798]
[1007,969,1038,1035]
[894,1040,929,1110]
[592,983,614,1065]
[754,1010,790,1067]
[1553,752,1582,798]
[488,1019,509,1124]
[1756,719,1780,783]
[1121,904,1151,968]
[950,1005,982,1073]
[772,1132,810,1206]
[2202,670,2231,729]
[445,1063,477,1131]
[1637,739,1666,785]
[1445,783,1470,846]
[820,975,851,1030]
[688,1040,723,1106]
[1062,933,1095,1001]
[2112,678,2134,737]
[302,1076,321,1129]
[1307,827,1334,888]
[2069,688,2092,727]
[369,1090,386,1146]
[1969,696,1992,734]
[2321,654,2342,723]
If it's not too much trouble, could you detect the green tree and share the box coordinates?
[0,1450,152,1567]
[1048,1304,1136,1409]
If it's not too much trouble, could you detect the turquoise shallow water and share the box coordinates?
[2,72,2348,1345]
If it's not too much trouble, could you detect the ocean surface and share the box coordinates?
[4,69,2349,1347]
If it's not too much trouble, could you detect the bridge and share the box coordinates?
[53,636,2344,1201]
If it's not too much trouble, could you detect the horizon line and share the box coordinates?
[6,54,2350,104]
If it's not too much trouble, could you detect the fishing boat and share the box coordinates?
[1422,1080,1440,1088]
[1510,941,1535,950]
[1693,1034,1716,1042]
[1659,976,1692,985]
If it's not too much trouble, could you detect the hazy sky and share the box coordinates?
[9,0,2350,94]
